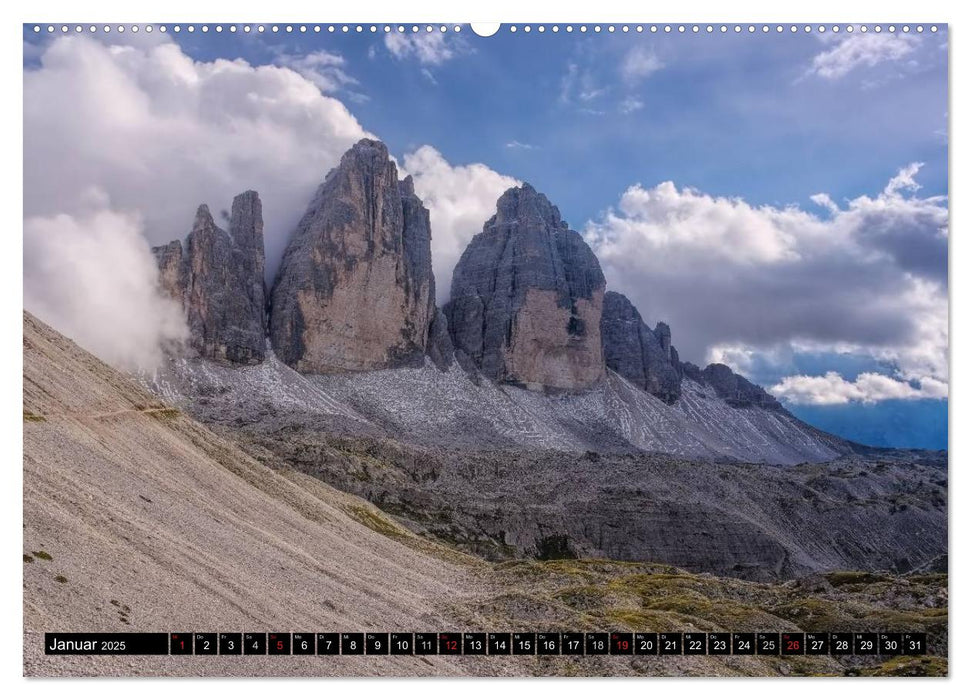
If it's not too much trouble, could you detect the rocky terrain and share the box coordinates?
[152,191,266,364]
[137,138,947,588]
[143,350,947,583]
[269,139,436,373]
[220,425,948,581]
[148,351,848,464]
[147,139,851,464]
[149,349,847,465]
[601,291,683,403]
[22,312,948,676]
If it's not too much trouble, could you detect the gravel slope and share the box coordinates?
[23,311,489,676]
[147,348,846,465]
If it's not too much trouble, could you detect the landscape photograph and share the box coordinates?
[21,21,948,677]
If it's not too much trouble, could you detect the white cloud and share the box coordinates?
[272,49,358,94]
[24,35,512,367]
[559,62,610,107]
[25,35,372,285]
[883,161,923,196]
[402,146,519,303]
[621,46,663,83]
[771,371,948,406]
[24,206,189,370]
[559,62,579,102]
[808,33,919,79]
[810,192,839,215]
[707,343,794,377]
[589,180,810,266]
[505,140,537,150]
[559,46,657,116]
[384,31,458,66]
[585,165,948,401]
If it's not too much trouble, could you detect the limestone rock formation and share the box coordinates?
[679,362,782,410]
[445,184,606,391]
[269,139,436,373]
[692,362,784,410]
[600,291,682,403]
[151,191,266,364]
[426,308,454,371]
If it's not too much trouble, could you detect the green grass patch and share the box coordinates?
[769,597,856,631]
[770,596,947,633]
[339,503,482,567]
[824,571,890,587]
[342,503,412,540]
[859,656,947,677]
[32,550,53,561]
[603,608,682,631]
[23,409,46,422]
[640,592,767,629]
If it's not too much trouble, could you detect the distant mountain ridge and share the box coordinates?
[150,138,847,463]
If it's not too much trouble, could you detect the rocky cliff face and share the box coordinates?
[149,142,783,420]
[600,291,682,403]
[683,362,783,410]
[269,139,436,373]
[426,308,454,371]
[445,184,606,391]
[601,291,785,409]
[151,191,266,364]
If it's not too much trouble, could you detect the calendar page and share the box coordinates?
[22,19,948,679]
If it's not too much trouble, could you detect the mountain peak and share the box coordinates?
[152,191,266,365]
[191,204,215,232]
[446,183,605,391]
[493,183,566,231]
[268,140,436,373]
[399,173,416,197]
[345,137,390,162]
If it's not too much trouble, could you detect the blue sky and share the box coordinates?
[23,24,949,449]
[171,26,948,224]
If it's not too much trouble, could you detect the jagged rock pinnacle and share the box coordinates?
[152,191,266,364]
[268,138,436,373]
